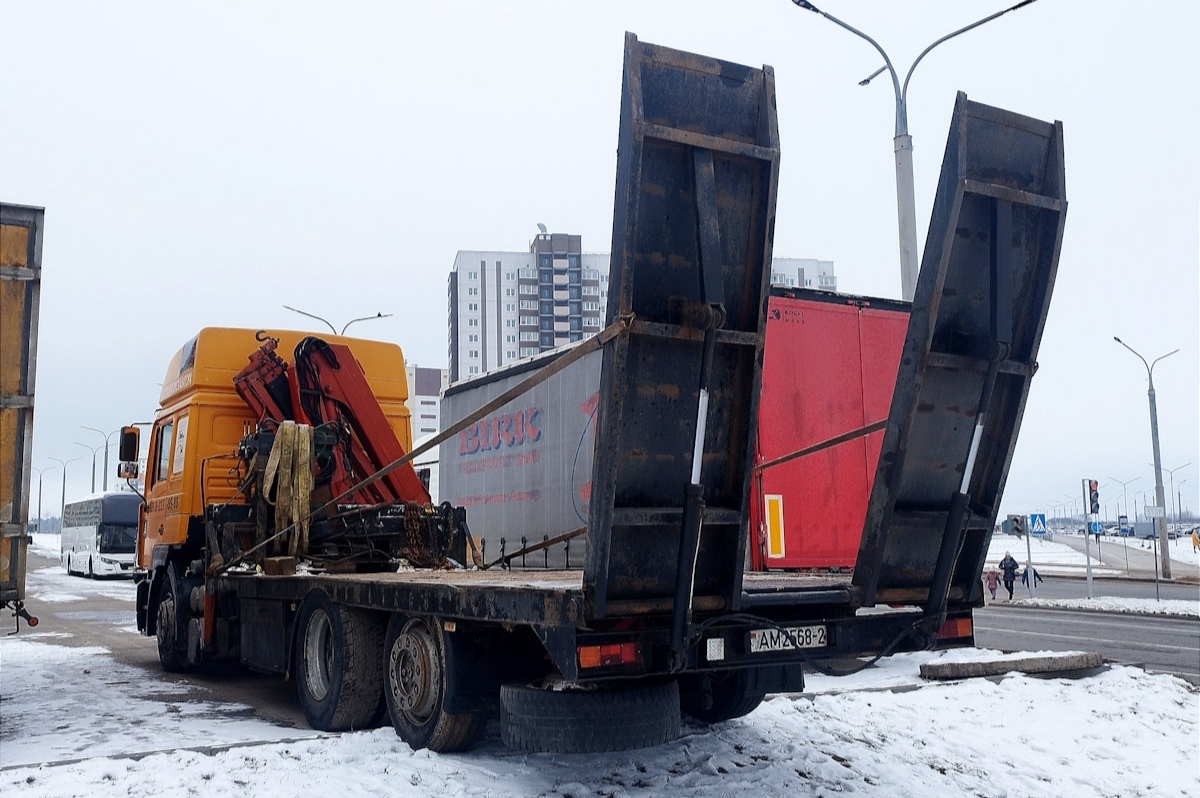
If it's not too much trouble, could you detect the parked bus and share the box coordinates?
[61,492,140,578]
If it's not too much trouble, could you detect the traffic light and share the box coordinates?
[1009,514,1025,537]
[1088,479,1100,514]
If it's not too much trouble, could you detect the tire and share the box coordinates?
[500,680,680,753]
[679,670,765,724]
[156,572,189,673]
[384,615,485,752]
[294,591,384,732]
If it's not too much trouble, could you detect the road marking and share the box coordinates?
[973,625,1200,653]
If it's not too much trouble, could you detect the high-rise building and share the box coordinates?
[770,258,837,292]
[447,233,610,382]
[446,233,832,383]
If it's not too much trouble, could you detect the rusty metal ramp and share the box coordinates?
[853,93,1067,613]
[584,34,780,633]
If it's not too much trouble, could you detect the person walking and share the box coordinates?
[999,551,1020,600]
[1020,566,1043,588]
[983,567,1000,600]
[1191,528,1199,553]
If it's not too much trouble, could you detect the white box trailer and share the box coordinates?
[439,345,601,568]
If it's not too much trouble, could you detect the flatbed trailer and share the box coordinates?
[126,36,1066,755]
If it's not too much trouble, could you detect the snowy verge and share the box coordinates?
[1011,595,1199,618]
[1,646,1195,797]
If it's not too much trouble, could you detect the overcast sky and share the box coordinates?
[4,1,1196,523]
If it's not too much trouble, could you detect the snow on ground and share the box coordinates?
[2,633,1196,798]
[8,533,1198,797]
[1012,596,1199,618]
[984,535,1122,577]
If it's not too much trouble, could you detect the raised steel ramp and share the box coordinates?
[584,34,780,628]
[853,93,1067,618]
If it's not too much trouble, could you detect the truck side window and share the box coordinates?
[153,421,174,485]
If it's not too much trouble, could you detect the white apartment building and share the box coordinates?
[447,233,610,383]
[404,365,448,438]
[770,258,837,292]
[447,234,832,383]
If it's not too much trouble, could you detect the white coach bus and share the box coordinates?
[61,492,140,578]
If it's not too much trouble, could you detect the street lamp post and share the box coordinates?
[1062,494,1079,528]
[82,426,122,492]
[1178,479,1188,526]
[282,305,393,336]
[789,0,1042,300]
[48,456,81,531]
[1114,337,1178,579]
[75,441,101,493]
[30,466,57,533]
[1108,475,1141,534]
[1160,463,1191,527]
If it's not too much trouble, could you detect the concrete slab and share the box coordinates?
[919,651,1104,681]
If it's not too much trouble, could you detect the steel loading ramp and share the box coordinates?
[853,93,1067,614]
[584,34,780,628]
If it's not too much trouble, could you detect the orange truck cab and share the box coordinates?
[129,328,415,633]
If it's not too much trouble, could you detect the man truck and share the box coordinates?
[119,36,1066,753]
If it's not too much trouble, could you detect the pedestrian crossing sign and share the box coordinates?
[1029,514,1047,535]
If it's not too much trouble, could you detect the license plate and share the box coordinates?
[748,625,827,652]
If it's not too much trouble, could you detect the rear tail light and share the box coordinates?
[578,642,642,669]
[937,616,973,640]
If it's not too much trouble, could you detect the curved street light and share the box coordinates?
[1114,337,1178,578]
[1178,478,1188,526]
[282,305,393,336]
[74,441,101,493]
[1107,475,1141,533]
[789,0,1041,300]
[82,426,122,491]
[1159,462,1191,526]
[30,466,57,533]
[47,456,81,530]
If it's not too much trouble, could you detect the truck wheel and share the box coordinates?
[156,573,189,672]
[384,615,484,752]
[679,670,765,723]
[500,680,680,753]
[294,591,384,732]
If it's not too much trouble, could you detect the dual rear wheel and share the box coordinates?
[290,594,747,753]
[292,594,483,751]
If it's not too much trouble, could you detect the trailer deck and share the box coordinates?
[220,568,861,629]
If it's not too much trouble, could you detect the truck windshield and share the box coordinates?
[97,524,137,554]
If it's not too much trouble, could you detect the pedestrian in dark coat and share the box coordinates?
[1021,566,1044,587]
[999,552,1020,600]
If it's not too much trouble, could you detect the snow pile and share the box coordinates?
[1013,595,1199,618]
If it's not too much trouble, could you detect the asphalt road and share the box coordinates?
[20,549,309,730]
[1051,533,1200,581]
[975,605,1200,682]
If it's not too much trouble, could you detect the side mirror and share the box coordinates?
[117,461,140,479]
[118,426,140,462]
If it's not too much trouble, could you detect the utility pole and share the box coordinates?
[1114,338,1177,579]
[789,0,1042,300]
